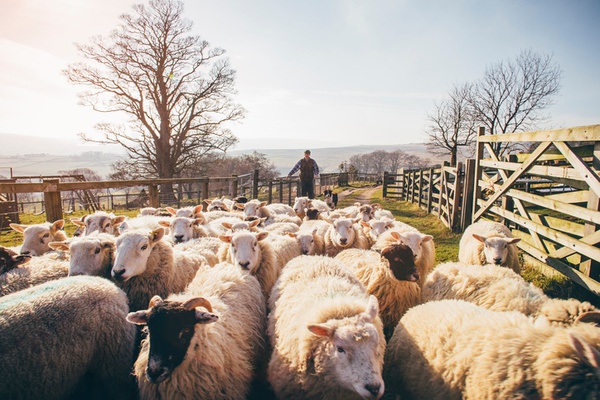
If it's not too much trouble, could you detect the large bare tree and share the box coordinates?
[426,83,477,167]
[468,49,562,156]
[64,0,243,195]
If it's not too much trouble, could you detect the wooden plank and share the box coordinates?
[554,141,600,198]
[546,190,589,204]
[479,160,588,184]
[518,240,600,296]
[474,141,552,221]
[477,124,600,143]
[489,205,600,262]
[508,189,600,225]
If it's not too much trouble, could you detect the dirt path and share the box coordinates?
[337,185,381,204]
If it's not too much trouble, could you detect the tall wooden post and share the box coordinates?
[461,159,476,231]
[472,127,486,222]
[581,142,600,278]
[148,185,159,208]
[383,172,388,198]
[252,169,259,200]
[43,179,62,222]
[231,175,238,198]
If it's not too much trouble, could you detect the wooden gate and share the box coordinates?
[472,125,600,296]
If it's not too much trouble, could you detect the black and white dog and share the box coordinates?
[323,189,338,209]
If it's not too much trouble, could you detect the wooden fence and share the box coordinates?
[384,124,600,297]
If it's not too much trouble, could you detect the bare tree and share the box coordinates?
[64,0,243,198]
[468,49,562,156]
[426,83,477,166]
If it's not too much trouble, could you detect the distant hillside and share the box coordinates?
[0,132,445,178]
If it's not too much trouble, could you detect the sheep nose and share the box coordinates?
[146,367,168,383]
[493,258,502,264]
[174,235,184,243]
[20,250,30,256]
[112,268,126,281]
[239,261,250,270]
[340,238,347,245]
[365,383,381,397]
[412,273,420,282]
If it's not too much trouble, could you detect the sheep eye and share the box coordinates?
[394,257,400,262]
[94,247,101,254]
[337,347,345,353]
[141,245,148,251]
[43,233,50,238]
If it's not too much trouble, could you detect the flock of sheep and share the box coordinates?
[0,194,599,400]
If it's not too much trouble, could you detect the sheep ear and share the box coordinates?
[195,215,206,224]
[13,254,31,266]
[506,237,521,245]
[361,295,379,323]
[112,216,127,226]
[421,234,434,243]
[308,324,333,338]
[150,295,164,307]
[196,311,219,324]
[472,234,487,243]
[390,231,401,241]
[71,219,86,227]
[194,205,203,214]
[52,219,65,231]
[287,232,297,238]
[10,223,27,233]
[219,235,232,243]
[257,231,269,241]
[260,201,268,207]
[360,221,370,228]
[221,222,233,229]
[158,220,171,228]
[166,207,177,216]
[49,241,70,251]
[569,332,600,369]
[126,310,150,325]
[150,228,165,243]
[234,203,245,210]
[249,219,261,228]
[575,311,600,326]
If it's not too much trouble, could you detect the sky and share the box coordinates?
[0,0,599,151]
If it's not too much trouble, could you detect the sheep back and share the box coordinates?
[459,220,521,273]
[0,254,69,297]
[0,276,137,400]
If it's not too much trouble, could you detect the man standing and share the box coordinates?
[287,150,320,199]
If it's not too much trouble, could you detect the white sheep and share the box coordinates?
[459,219,522,273]
[263,221,301,236]
[0,252,69,297]
[372,227,435,288]
[158,216,208,244]
[287,227,326,255]
[371,203,394,220]
[217,230,279,301]
[173,236,222,267]
[360,217,395,246]
[205,196,235,212]
[111,227,208,311]
[49,232,116,278]
[267,255,386,399]
[0,275,138,400]
[239,199,296,221]
[166,204,204,218]
[73,211,126,236]
[384,299,600,399]
[422,261,598,326]
[127,262,266,400]
[9,219,68,256]
[267,233,302,269]
[335,245,420,340]
[292,196,331,218]
[323,216,371,257]
[117,214,171,234]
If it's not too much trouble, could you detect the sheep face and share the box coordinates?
[389,231,433,264]
[127,296,218,383]
[307,296,384,399]
[85,212,126,236]
[63,233,115,277]
[293,197,310,216]
[241,200,267,218]
[473,234,521,265]
[330,218,360,248]
[0,246,30,274]
[290,230,317,255]
[11,220,65,256]
[220,231,268,272]
[206,198,230,212]
[363,219,394,241]
[112,229,165,281]
[305,208,320,220]
[380,244,419,282]
[167,217,204,243]
[358,205,375,222]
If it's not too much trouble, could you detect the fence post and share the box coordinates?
[252,169,259,199]
[268,181,273,204]
[279,180,284,204]
[43,179,62,222]
[427,168,434,213]
[148,185,159,208]
[581,141,600,278]
[231,175,238,198]
[471,127,485,222]
[461,159,476,231]
[200,178,209,203]
[383,172,388,198]
[418,169,424,209]
[451,162,464,232]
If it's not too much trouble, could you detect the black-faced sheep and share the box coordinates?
[0,275,137,400]
[267,255,386,400]
[459,219,522,273]
[0,245,30,274]
[384,299,600,399]
[112,227,208,311]
[373,228,435,288]
[335,245,420,340]
[10,219,68,256]
[323,216,371,257]
[127,262,266,400]
[422,261,598,326]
